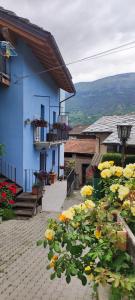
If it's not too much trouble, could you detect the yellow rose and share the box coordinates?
[85,266,91,272]
[98,161,114,171]
[85,199,95,209]
[114,166,123,177]
[59,209,75,222]
[122,200,131,209]
[110,166,116,175]
[87,274,94,281]
[95,229,101,239]
[131,206,135,216]
[118,185,130,201]
[123,167,134,179]
[109,161,114,166]
[101,169,112,179]
[77,203,87,211]
[80,185,93,197]
[98,163,103,170]
[49,255,58,268]
[44,229,55,241]
[110,184,120,193]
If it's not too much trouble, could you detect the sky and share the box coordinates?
[1,0,135,83]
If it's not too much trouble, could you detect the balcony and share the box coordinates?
[33,127,68,150]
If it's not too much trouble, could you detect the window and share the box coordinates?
[53,111,56,124]
[40,105,45,141]
[52,150,55,167]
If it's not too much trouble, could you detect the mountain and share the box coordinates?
[66,73,135,126]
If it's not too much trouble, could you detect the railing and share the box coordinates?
[67,169,75,196]
[24,169,49,192]
[46,129,68,142]
[24,169,38,192]
[0,158,16,182]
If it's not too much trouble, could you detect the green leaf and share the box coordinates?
[81,276,87,286]
[48,250,54,260]
[70,245,83,257]
[37,240,43,246]
[43,240,47,248]
[54,241,61,253]
[66,275,71,284]
[50,273,56,280]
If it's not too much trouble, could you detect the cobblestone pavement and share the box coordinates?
[0,192,93,300]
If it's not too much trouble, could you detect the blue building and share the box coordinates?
[0,7,75,191]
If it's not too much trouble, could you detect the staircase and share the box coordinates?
[15,192,42,218]
[0,175,42,219]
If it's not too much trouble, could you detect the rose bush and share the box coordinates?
[0,181,16,220]
[38,162,135,300]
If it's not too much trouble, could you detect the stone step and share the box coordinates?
[16,192,41,202]
[14,209,34,217]
[14,201,36,208]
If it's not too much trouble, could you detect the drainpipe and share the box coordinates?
[59,91,76,115]
[58,91,76,178]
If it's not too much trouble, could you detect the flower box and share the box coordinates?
[31,119,48,127]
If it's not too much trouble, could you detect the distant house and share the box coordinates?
[69,125,88,139]
[64,139,96,185]
[0,7,75,192]
[83,114,135,165]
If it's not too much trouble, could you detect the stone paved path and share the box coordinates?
[0,192,93,300]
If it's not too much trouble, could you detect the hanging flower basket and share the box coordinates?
[31,119,48,127]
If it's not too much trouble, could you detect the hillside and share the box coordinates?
[66,73,135,126]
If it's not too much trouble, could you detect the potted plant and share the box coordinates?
[32,183,41,195]
[49,170,57,184]
[33,170,47,181]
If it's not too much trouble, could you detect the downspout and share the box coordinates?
[58,91,76,178]
[59,91,76,115]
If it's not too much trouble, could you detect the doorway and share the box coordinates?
[40,152,46,171]
[82,164,89,185]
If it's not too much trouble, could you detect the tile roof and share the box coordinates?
[83,114,135,145]
[0,7,75,93]
[69,125,88,135]
[64,139,96,154]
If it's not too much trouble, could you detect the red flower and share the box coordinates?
[8,200,15,205]
[1,181,9,186]
[8,186,16,194]
[1,192,7,198]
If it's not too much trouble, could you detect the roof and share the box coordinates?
[83,114,135,145]
[0,7,75,93]
[64,139,96,154]
[69,125,88,135]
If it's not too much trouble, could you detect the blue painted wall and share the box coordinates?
[0,40,23,185]
[0,39,64,189]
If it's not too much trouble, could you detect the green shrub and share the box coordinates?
[102,153,135,166]
[2,208,15,220]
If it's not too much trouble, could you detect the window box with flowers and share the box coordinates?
[31,119,48,127]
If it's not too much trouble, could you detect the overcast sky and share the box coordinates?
[1,0,135,83]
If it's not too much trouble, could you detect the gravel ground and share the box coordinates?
[0,191,94,300]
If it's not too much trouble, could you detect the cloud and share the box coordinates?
[1,0,135,82]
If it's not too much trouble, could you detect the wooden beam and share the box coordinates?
[0,20,45,46]
[0,27,16,46]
